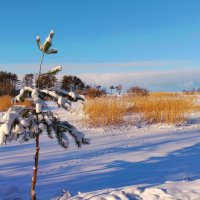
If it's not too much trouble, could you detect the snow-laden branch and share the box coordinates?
[14,87,47,113]
[0,106,30,144]
[50,87,85,101]
[46,66,62,75]
[14,86,33,102]
[40,89,71,110]
[57,120,90,147]
[36,30,58,54]
[13,86,83,113]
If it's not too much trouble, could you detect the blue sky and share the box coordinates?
[1,0,200,91]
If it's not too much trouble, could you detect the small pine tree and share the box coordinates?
[0,30,90,200]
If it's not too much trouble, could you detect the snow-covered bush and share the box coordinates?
[0,30,89,200]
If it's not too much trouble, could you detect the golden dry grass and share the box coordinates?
[150,92,180,97]
[0,96,12,112]
[83,93,196,127]
[84,97,127,127]
[128,95,194,124]
[0,96,33,112]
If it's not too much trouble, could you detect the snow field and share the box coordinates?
[1,101,200,199]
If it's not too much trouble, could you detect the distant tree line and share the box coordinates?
[0,70,152,98]
[183,88,200,94]
[22,73,108,98]
[22,73,86,90]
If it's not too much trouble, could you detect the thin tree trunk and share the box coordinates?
[31,134,40,200]
[31,49,44,199]
[38,52,45,89]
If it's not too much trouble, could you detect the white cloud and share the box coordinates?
[3,60,200,91]
[78,69,200,91]
[1,60,198,74]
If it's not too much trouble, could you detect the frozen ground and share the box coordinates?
[1,102,200,200]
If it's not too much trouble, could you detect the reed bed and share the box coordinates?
[84,97,127,127]
[84,93,196,127]
[129,95,194,124]
[150,92,180,97]
[0,96,33,112]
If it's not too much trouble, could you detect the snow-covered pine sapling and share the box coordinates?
[0,30,90,200]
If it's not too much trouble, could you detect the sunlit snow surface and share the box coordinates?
[1,101,200,200]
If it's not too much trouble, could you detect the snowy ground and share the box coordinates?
[1,102,200,200]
